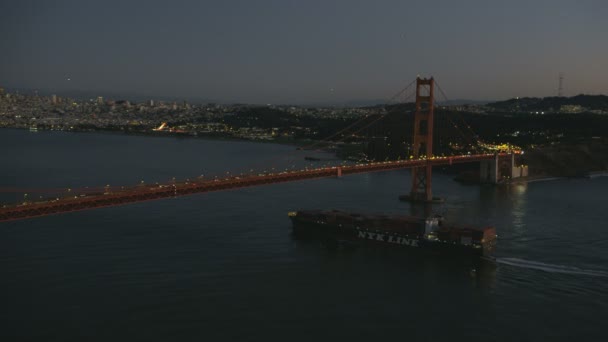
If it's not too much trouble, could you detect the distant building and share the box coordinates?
[0,87,4,95]
[149,99,155,107]
[97,96,104,105]
[51,94,58,105]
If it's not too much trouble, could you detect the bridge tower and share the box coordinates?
[409,77,435,202]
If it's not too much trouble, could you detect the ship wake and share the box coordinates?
[494,257,608,277]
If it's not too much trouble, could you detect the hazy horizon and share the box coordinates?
[6,83,608,108]
[2,0,607,105]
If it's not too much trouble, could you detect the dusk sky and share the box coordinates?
[1,0,606,104]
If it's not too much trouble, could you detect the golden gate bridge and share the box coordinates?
[0,78,522,222]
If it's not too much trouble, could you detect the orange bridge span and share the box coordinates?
[0,153,509,223]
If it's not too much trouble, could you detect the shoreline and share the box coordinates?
[507,175,565,184]
[5,127,607,182]
[588,171,608,178]
[3,126,366,161]
[507,170,608,185]
[2,126,329,149]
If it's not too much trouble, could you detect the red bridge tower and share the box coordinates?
[409,77,436,202]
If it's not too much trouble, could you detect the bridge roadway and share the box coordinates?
[0,153,507,222]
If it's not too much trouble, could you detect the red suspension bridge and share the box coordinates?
[0,78,522,222]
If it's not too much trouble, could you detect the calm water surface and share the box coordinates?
[1,129,607,341]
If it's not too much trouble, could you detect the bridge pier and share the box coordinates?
[480,153,528,184]
[480,153,500,184]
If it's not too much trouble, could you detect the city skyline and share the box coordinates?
[1,0,607,105]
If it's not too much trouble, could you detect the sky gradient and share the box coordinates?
[1,0,607,104]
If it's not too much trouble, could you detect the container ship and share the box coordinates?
[288,210,496,256]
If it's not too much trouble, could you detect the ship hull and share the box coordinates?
[290,211,495,257]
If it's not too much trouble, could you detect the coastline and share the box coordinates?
[588,170,608,178]
[3,126,368,161]
[2,126,318,148]
[507,170,608,185]
[5,126,607,182]
[507,175,565,184]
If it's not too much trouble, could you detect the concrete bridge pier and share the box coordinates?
[480,153,500,184]
[480,153,528,184]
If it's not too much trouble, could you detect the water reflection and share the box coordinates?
[509,183,528,233]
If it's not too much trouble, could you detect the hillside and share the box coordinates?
[487,95,608,112]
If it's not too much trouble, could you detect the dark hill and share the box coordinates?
[487,95,608,112]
